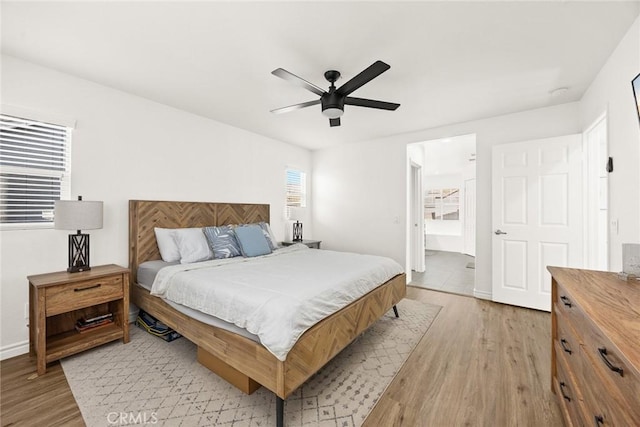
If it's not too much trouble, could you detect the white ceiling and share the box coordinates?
[2,1,639,151]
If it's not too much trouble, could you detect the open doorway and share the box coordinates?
[407,134,477,297]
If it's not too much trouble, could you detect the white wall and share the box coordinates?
[313,102,581,299]
[579,16,640,270]
[0,55,311,358]
[313,137,407,262]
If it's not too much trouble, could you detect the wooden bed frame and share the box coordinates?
[128,200,406,425]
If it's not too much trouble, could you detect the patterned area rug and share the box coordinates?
[61,299,440,427]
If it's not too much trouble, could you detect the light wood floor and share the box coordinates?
[364,287,562,426]
[0,353,83,427]
[1,287,562,426]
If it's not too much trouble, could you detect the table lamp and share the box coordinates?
[290,207,303,242]
[54,196,103,272]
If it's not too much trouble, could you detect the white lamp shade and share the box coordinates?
[54,200,103,230]
[289,207,304,221]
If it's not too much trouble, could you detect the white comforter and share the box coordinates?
[151,244,403,361]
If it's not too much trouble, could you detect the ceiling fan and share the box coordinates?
[270,60,400,127]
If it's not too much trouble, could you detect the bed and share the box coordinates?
[128,200,406,426]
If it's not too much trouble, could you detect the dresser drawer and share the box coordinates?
[556,309,580,361]
[46,275,124,316]
[554,344,585,427]
[578,346,639,426]
[555,284,588,336]
[579,327,640,421]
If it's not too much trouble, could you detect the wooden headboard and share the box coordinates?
[128,200,270,283]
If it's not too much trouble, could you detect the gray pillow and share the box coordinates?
[203,225,242,259]
[234,224,272,257]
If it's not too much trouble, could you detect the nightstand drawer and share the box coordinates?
[46,275,124,316]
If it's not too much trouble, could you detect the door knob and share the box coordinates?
[494,229,507,235]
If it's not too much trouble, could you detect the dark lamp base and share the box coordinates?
[292,221,303,242]
[68,232,91,273]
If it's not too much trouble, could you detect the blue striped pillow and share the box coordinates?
[203,225,242,259]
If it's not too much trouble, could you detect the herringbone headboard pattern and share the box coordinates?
[129,200,270,283]
[217,203,269,226]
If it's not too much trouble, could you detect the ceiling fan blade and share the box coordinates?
[345,97,400,111]
[272,68,326,96]
[270,99,320,114]
[329,118,341,127]
[335,60,391,97]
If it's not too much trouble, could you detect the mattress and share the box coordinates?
[151,244,404,360]
[136,260,260,342]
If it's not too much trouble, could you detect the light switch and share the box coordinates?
[610,219,619,234]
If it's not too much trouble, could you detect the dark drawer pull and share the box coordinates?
[559,382,571,401]
[594,415,604,426]
[560,295,572,307]
[560,338,572,355]
[598,347,623,377]
[74,284,101,292]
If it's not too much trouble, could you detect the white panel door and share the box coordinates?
[492,135,583,311]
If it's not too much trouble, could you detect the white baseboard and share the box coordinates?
[473,289,492,300]
[1,340,29,360]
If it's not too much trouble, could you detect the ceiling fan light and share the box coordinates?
[322,107,343,119]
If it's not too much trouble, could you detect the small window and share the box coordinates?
[285,168,307,217]
[0,114,72,227]
[425,188,460,220]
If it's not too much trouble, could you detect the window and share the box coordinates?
[285,168,306,217]
[425,188,460,220]
[0,114,72,227]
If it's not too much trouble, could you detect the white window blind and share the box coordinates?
[286,168,307,211]
[0,114,71,226]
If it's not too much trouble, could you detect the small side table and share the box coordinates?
[28,264,130,375]
[281,240,322,249]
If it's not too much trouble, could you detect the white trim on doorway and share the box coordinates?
[583,110,609,270]
[410,161,426,273]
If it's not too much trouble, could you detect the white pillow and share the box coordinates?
[173,228,213,264]
[154,228,181,262]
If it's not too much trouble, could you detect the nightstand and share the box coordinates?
[281,240,322,249]
[28,264,130,375]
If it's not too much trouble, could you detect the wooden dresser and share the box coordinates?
[549,267,640,426]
